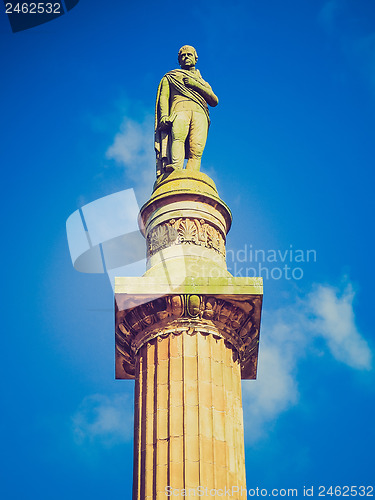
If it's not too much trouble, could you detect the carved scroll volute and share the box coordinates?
[116,319,136,377]
[138,302,156,327]
[230,308,247,330]
[125,309,143,332]
[216,301,233,325]
[202,296,217,320]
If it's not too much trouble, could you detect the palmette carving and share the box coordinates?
[146,217,226,257]
[115,293,262,379]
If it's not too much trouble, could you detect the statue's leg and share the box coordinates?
[185,111,208,171]
[170,112,190,170]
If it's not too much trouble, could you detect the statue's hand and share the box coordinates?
[159,116,171,131]
[183,76,197,89]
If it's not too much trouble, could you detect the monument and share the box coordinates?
[115,45,263,499]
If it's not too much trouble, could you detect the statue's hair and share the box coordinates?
[178,45,198,64]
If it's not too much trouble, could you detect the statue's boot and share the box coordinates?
[185,157,201,171]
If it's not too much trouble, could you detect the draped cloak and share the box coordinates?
[154,69,211,174]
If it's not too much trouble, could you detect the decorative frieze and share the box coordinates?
[146,217,226,258]
[115,293,261,379]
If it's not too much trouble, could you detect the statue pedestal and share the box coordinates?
[115,171,263,498]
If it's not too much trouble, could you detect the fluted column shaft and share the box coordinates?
[133,328,246,499]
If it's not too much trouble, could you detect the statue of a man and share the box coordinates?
[155,45,218,178]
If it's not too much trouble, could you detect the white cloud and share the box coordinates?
[106,117,155,202]
[308,282,372,370]
[72,393,134,447]
[243,279,371,443]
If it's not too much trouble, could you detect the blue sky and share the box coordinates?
[1,0,374,498]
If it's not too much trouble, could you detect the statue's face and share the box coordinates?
[179,49,197,69]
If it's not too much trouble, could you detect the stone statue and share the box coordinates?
[155,45,219,178]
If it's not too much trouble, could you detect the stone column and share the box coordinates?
[132,321,247,498]
[115,171,263,499]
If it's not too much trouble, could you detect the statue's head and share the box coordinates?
[178,45,198,69]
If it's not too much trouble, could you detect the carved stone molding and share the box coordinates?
[146,218,226,258]
[115,293,262,380]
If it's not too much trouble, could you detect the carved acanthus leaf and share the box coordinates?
[146,217,226,257]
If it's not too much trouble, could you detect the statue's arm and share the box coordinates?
[158,77,170,126]
[183,77,219,107]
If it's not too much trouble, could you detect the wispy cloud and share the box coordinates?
[308,282,371,369]
[243,279,372,443]
[106,116,155,203]
[72,393,134,447]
